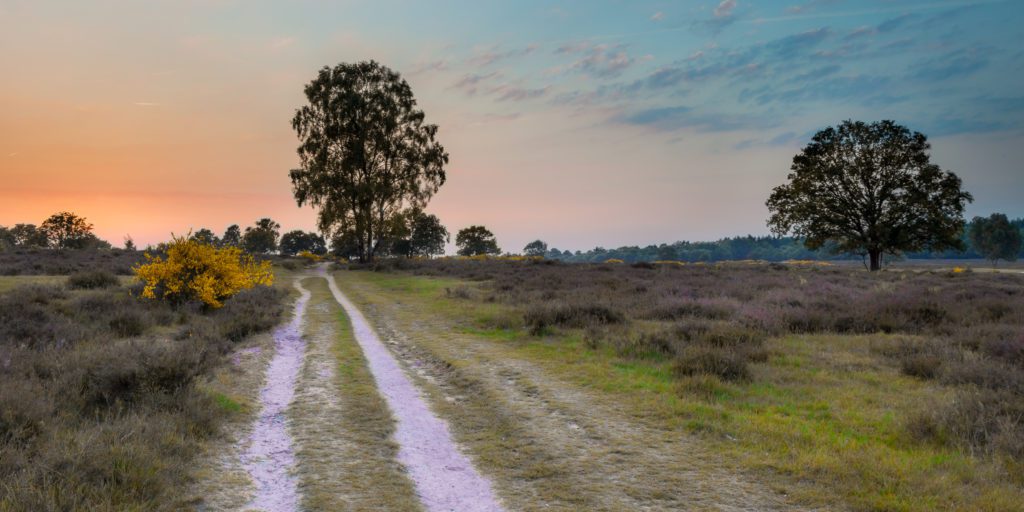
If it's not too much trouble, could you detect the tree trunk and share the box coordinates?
[869,249,882,271]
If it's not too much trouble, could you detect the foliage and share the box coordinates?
[523,240,548,257]
[191,228,219,246]
[123,235,136,251]
[220,224,242,247]
[455,225,501,256]
[766,120,972,270]
[9,224,50,248]
[969,213,1022,265]
[289,60,448,262]
[67,270,120,289]
[242,218,280,254]
[40,211,94,249]
[133,235,273,308]
[385,209,449,257]
[279,230,327,256]
[0,273,287,510]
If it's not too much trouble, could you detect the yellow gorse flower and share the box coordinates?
[133,234,274,308]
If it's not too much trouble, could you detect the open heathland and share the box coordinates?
[337,258,1024,510]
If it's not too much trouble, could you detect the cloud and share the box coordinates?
[565,44,635,78]
[615,105,777,133]
[494,85,551,102]
[450,72,502,95]
[7,152,17,157]
[408,60,449,76]
[269,36,295,49]
[714,0,737,18]
[651,11,664,22]
[911,52,989,81]
[467,45,539,67]
[133,102,161,107]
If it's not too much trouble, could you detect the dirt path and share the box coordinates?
[323,268,504,512]
[240,279,311,512]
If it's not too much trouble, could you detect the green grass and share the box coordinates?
[208,391,245,414]
[344,270,1024,512]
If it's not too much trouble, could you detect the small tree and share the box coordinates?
[0,227,13,250]
[9,224,47,247]
[242,218,281,254]
[221,224,242,247]
[969,213,1022,266]
[191,228,219,246]
[767,120,972,271]
[289,60,448,262]
[124,235,137,251]
[280,230,327,256]
[409,211,449,257]
[456,226,501,256]
[40,212,94,249]
[523,240,548,257]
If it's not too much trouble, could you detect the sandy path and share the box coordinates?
[240,279,311,512]
[323,269,504,512]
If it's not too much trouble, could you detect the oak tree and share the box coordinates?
[767,120,972,271]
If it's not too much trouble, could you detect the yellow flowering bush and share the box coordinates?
[297,250,323,263]
[604,258,624,264]
[133,235,274,308]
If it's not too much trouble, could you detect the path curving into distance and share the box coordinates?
[241,279,310,512]
[323,267,505,512]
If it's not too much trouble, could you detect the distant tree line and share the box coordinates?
[0,212,110,250]
[531,216,1023,265]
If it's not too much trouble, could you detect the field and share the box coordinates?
[0,269,288,511]
[335,259,1024,510]
[2,257,1022,511]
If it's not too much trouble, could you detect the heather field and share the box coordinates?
[332,258,1024,510]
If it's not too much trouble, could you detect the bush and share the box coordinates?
[133,235,274,308]
[673,345,751,381]
[901,354,942,379]
[213,286,288,342]
[67,270,119,289]
[524,302,625,335]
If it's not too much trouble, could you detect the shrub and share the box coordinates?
[523,302,625,335]
[67,270,120,289]
[900,354,942,379]
[212,286,288,342]
[133,235,274,308]
[673,345,751,381]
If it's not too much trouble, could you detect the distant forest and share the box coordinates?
[541,218,1024,264]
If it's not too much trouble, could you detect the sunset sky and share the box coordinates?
[1,0,1022,252]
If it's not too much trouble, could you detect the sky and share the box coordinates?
[1,0,1022,252]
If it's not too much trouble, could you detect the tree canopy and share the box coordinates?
[969,213,1021,265]
[767,120,972,270]
[242,218,280,254]
[456,225,501,256]
[280,230,328,256]
[40,212,93,249]
[391,210,449,258]
[289,60,448,262]
[523,240,548,257]
[221,225,242,247]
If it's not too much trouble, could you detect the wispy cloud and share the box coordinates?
[714,0,738,18]
[269,36,295,49]
[650,11,665,22]
[133,102,161,107]
[467,44,538,67]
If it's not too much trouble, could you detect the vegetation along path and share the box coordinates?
[205,268,503,511]
[203,265,801,511]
